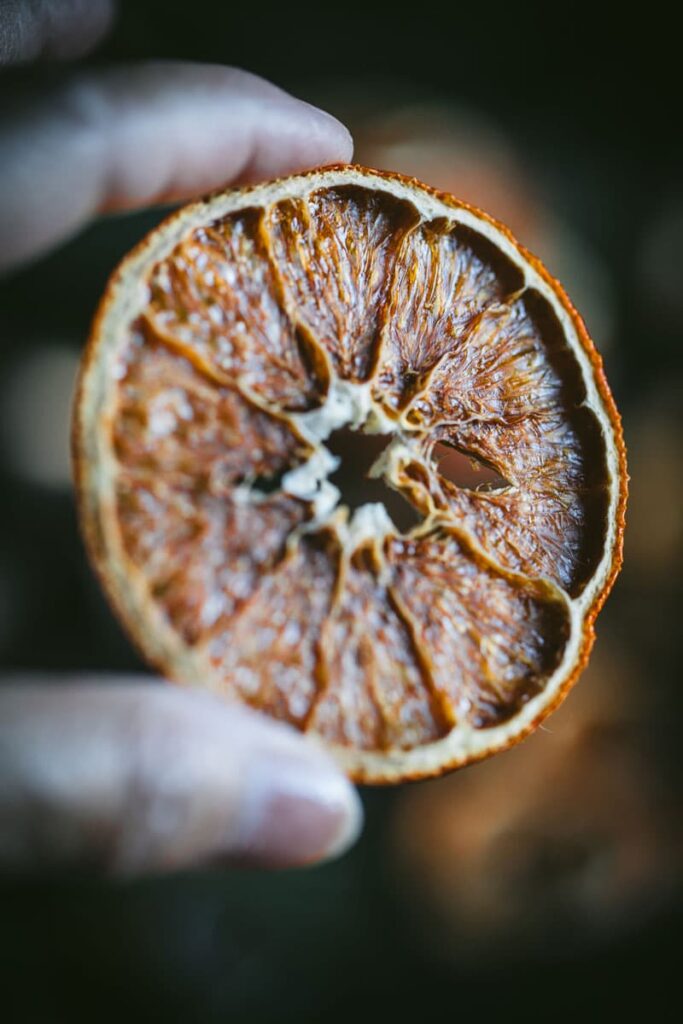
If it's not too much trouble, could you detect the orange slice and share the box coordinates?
[73,165,627,782]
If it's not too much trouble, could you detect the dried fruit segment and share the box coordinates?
[421,429,607,595]
[75,165,626,782]
[113,336,310,488]
[144,209,320,410]
[309,546,451,751]
[375,221,523,411]
[386,530,571,729]
[205,533,340,727]
[267,186,418,381]
[112,338,311,643]
[116,481,306,644]
[402,290,611,593]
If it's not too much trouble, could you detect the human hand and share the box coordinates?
[0,0,362,875]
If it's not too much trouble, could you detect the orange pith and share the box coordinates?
[73,165,626,783]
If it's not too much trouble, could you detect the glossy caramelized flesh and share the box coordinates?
[77,169,625,781]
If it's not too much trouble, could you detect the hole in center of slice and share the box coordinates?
[326,427,420,533]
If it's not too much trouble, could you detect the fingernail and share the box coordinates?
[234,752,363,867]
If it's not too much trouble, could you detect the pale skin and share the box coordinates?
[0,0,362,874]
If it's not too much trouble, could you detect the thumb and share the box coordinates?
[0,679,362,875]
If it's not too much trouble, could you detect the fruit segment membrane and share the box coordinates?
[79,170,624,780]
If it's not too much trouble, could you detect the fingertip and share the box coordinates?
[230,748,363,868]
[105,688,363,874]
[214,68,354,168]
[299,101,355,165]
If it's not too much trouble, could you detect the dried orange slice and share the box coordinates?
[73,165,626,782]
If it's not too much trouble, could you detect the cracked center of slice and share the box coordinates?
[73,165,626,782]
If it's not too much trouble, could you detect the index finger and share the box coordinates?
[0,62,353,272]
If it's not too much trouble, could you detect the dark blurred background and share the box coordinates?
[1,1,681,1020]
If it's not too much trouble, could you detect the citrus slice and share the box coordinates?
[73,165,626,782]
